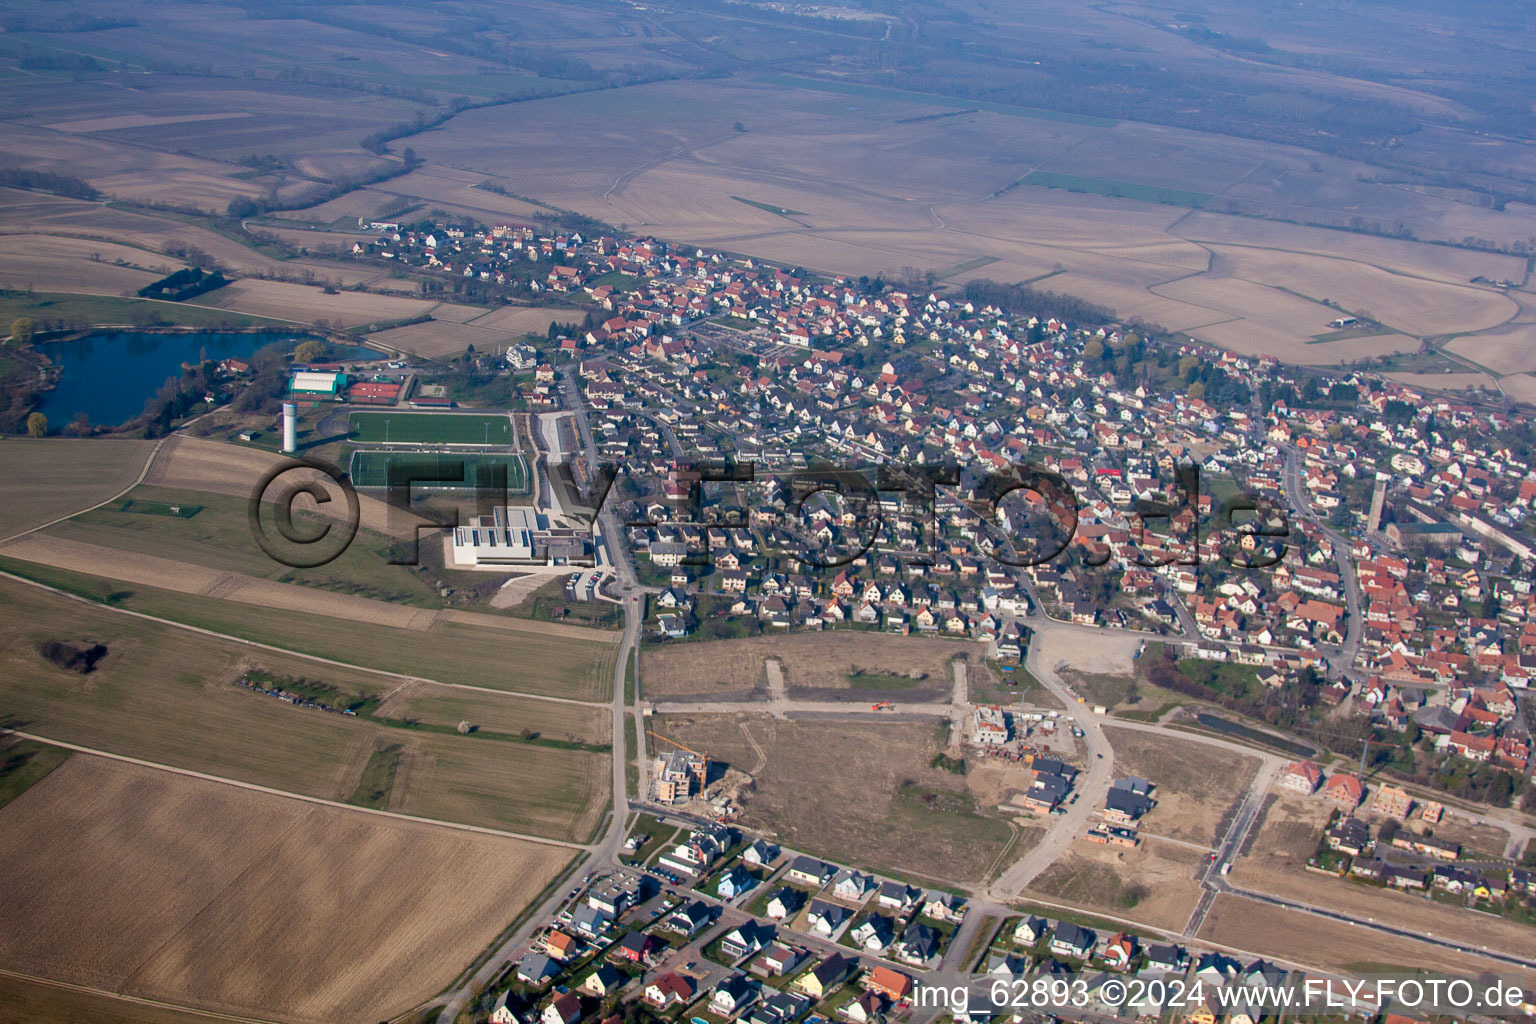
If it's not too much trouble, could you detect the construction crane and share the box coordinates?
[647,730,707,758]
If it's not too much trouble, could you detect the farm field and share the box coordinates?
[1023,839,1206,933]
[42,483,444,606]
[0,755,573,1022]
[0,555,617,700]
[652,713,1021,885]
[369,305,573,359]
[1103,727,1261,845]
[0,234,172,295]
[0,439,155,538]
[350,410,513,445]
[641,632,974,701]
[199,278,435,327]
[0,289,281,333]
[1230,794,1536,957]
[1199,895,1533,986]
[0,972,262,1024]
[0,572,608,838]
[1445,321,1536,375]
[142,436,410,538]
[391,75,1536,375]
[376,680,609,746]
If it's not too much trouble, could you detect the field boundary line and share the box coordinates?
[0,567,611,707]
[0,434,169,546]
[0,728,592,851]
[0,967,286,1024]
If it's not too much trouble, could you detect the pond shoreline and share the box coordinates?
[28,327,383,434]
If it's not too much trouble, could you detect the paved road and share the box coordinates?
[434,383,649,1024]
[1282,446,1362,679]
[1183,758,1280,935]
[989,641,1115,897]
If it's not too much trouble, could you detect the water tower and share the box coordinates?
[281,402,297,453]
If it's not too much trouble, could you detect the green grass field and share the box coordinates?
[0,572,609,840]
[118,498,202,518]
[52,485,443,607]
[0,556,616,701]
[0,290,282,331]
[349,411,512,445]
[349,449,529,492]
[0,740,71,811]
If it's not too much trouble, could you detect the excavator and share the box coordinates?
[870,702,895,711]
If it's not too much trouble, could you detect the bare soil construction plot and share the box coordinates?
[652,713,1019,885]
[1024,840,1205,933]
[0,439,155,538]
[1031,624,1143,677]
[1231,794,1535,957]
[0,756,572,1023]
[1103,727,1260,845]
[1200,895,1533,985]
[641,632,975,701]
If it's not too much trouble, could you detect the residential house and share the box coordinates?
[665,900,713,936]
[645,973,696,1010]
[787,856,835,886]
[712,975,760,1017]
[517,952,559,986]
[1050,923,1095,960]
[1142,944,1189,975]
[614,930,655,964]
[717,865,757,901]
[544,930,579,961]
[1013,915,1050,946]
[874,880,921,912]
[581,965,625,999]
[896,922,940,965]
[796,953,855,999]
[1104,787,1155,825]
[807,899,850,937]
[755,943,805,978]
[842,991,885,1024]
[571,904,611,938]
[764,888,804,921]
[1277,760,1323,795]
[721,921,774,960]
[831,868,874,901]
[1101,931,1138,971]
[850,914,896,952]
[1322,773,1365,808]
[743,840,780,868]
[866,966,915,1002]
[542,992,582,1024]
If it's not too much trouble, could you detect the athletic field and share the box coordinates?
[349,411,512,446]
[349,450,529,492]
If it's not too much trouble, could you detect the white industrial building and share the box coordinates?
[450,506,590,566]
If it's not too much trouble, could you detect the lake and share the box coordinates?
[37,331,380,428]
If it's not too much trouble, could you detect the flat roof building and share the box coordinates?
[451,506,591,566]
